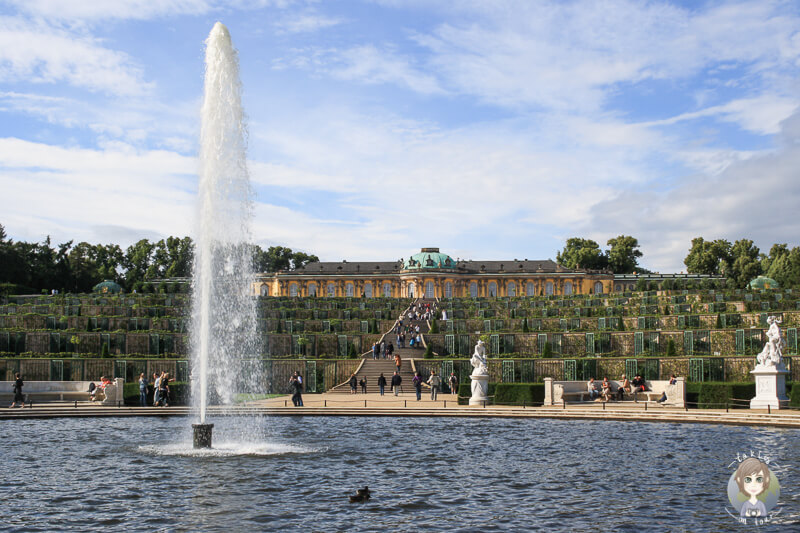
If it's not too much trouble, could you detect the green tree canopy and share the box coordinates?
[684,237,732,275]
[606,235,643,274]
[556,238,607,270]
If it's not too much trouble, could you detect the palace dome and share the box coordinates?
[93,279,123,294]
[403,248,456,270]
[748,276,779,290]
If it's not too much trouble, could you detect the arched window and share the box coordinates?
[615,284,621,292]
[289,283,298,297]
[308,283,317,296]
[346,283,354,297]
[594,282,604,295]
[327,283,336,297]
[563,282,573,296]
[545,281,554,295]
[526,282,535,296]
[408,282,416,297]
[488,281,497,297]
[470,282,478,298]
[444,282,453,298]
[425,281,435,298]
[364,283,373,298]
[508,282,516,297]
[260,285,269,296]
[383,282,392,297]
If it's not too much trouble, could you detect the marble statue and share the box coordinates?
[470,340,488,375]
[756,316,786,369]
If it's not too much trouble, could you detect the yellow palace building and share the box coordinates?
[255,248,613,298]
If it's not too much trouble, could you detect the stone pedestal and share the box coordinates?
[192,423,214,448]
[750,367,788,410]
[469,373,489,406]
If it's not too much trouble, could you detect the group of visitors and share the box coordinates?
[586,374,677,403]
[371,341,395,360]
[137,372,173,407]
[289,371,304,406]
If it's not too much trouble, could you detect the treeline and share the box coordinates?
[684,237,799,288]
[558,234,800,289]
[0,224,317,294]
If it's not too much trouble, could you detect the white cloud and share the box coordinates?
[0,17,151,96]
[273,10,343,34]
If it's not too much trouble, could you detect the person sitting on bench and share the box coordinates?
[631,374,647,402]
[90,376,113,402]
[587,378,599,401]
[616,374,631,401]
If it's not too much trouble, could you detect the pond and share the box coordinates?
[3,416,798,531]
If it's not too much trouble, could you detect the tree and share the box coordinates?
[556,238,607,270]
[123,239,155,287]
[727,239,761,288]
[763,244,800,288]
[606,235,643,274]
[684,237,732,275]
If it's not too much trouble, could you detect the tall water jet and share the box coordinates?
[192,22,259,441]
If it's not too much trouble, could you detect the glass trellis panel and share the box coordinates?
[101,334,110,354]
[708,358,725,381]
[323,320,331,333]
[552,333,563,354]
[478,309,485,319]
[585,332,595,355]
[625,359,638,378]
[683,331,693,356]
[677,316,686,329]
[564,360,577,381]
[305,360,317,393]
[502,360,515,383]
[46,316,56,329]
[538,334,548,353]
[292,335,302,355]
[149,334,159,355]
[503,334,515,354]
[445,334,455,356]
[360,321,369,333]
[526,282,535,296]
[440,360,454,391]
[637,317,645,330]
[495,320,504,331]
[458,335,471,357]
[634,332,644,355]
[50,360,63,381]
[641,359,659,381]
[490,334,500,355]
[644,332,660,355]
[560,319,568,331]
[49,332,60,353]
[285,320,293,334]
[580,359,597,381]
[735,329,745,355]
[694,330,710,355]
[483,319,492,332]
[337,335,348,357]
[788,328,797,355]
[114,360,126,380]
[519,360,535,382]
[570,318,580,330]
[175,361,189,382]
[689,358,704,382]
[446,321,454,333]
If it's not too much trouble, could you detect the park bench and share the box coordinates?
[0,379,124,405]
[544,377,685,408]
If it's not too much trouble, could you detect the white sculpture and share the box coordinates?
[756,316,786,370]
[469,339,489,405]
[470,339,488,375]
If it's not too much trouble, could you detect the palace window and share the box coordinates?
[470,282,478,298]
[308,283,317,296]
[346,283,354,297]
[594,282,604,295]
[425,281,435,298]
[383,282,392,297]
[327,283,336,297]
[508,282,516,297]
[364,283,373,298]
[545,282,554,295]
[563,282,573,296]
[408,282,416,297]
[526,282,535,296]
[289,284,298,297]
[260,285,269,296]
[445,282,453,298]
[488,281,497,297]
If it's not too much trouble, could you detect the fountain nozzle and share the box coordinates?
[192,423,214,448]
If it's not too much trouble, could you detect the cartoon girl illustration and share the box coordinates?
[734,458,771,518]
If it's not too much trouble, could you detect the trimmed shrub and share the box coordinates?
[494,383,545,406]
[789,382,800,408]
[423,343,433,359]
[686,382,755,409]
[429,319,439,334]
[542,342,553,358]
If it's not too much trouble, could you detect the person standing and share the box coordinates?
[290,371,304,406]
[391,371,402,396]
[387,342,394,358]
[349,373,358,394]
[372,342,379,360]
[380,340,386,359]
[412,371,423,401]
[377,373,387,396]
[158,372,171,407]
[394,354,402,374]
[428,371,441,401]
[10,372,24,408]
[153,372,162,407]
[138,373,148,407]
[448,372,459,396]
[359,376,367,394]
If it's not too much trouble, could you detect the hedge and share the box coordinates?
[457,382,544,406]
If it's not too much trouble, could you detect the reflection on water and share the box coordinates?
[3,416,798,531]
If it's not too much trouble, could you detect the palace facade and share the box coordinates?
[254,248,614,298]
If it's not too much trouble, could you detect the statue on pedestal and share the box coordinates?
[470,339,488,375]
[756,316,786,370]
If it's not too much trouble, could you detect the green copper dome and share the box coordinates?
[404,248,456,270]
[748,276,779,290]
[93,280,123,294]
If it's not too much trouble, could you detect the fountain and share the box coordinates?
[191,22,259,448]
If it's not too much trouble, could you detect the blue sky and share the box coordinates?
[1,0,799,272]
